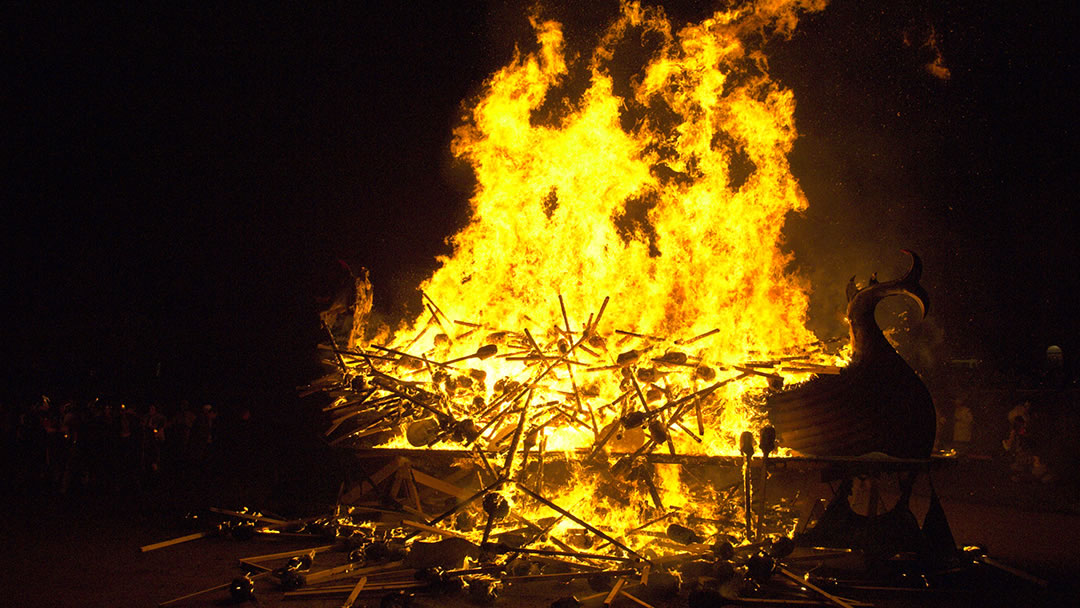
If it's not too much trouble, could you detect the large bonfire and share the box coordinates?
[326,0,836,545]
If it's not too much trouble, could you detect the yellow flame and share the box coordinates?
[430,6,812,350]
[357,1,832,541]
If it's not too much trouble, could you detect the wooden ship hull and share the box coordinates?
[767,251,937,458]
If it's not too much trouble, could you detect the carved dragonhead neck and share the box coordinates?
[846,250,929,364]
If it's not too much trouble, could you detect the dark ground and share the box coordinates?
[3,445,1078,608]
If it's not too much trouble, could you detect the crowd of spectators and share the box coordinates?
[1,395,256,497]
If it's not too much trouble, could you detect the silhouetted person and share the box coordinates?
[190,404,216,471]
[143,404,167,475]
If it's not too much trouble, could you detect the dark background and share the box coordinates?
[4,0,1078,409]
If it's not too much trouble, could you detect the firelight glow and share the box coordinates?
[351,0,836,538]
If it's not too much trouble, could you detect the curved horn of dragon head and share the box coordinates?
[846,250,929,364]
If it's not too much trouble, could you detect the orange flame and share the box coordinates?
[355,4,835,536]
[429,2,813,351]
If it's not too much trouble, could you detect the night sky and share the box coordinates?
[4,1,1077,406]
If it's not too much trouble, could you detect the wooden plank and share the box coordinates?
[411,468,471,500]
[361,457,406,494]
[402,519,473,541]
[402,464,423,512]
[389,469,405,501]
[443,465,476,485]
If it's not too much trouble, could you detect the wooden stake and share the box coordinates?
[402,519,472,541]
[522,327,544,355]
[515,482,647,564]
[732,364,785,383]
[158,571,271,606]
[486,544,636,562]
[208,507,288,526]
[589,296,610,335]
[158,581,228,606]
[579,343,601,358]
[603,576,627,607]
[537,433,546,492]
[426,303,453,344]
[341,576,367,608]
[322,320,351,377]
[693,379,705,436]
[620,589,657,608]
[506,511,596,567]
[472,445,499,481]
[501,569,636,584]
[629,511,676,533]
[370,344,450,369]
[140,531,206,552]
[777,566,857,608]
[629,371,650,413]
[307,561,409,587]
[285,581,421,597]
[401,322,432,352]
[675,328,719,345]
[421,291,453,328]
[239,544,335,564]
[615,329,665,341]
[328,422,394,446]
[560,295,597,434]
[501,389,533,478]
[404,476,507,540]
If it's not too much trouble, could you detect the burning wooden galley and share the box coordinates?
[286,1,953,605]
[320,0,938,523]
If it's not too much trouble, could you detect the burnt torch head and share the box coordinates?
[740,431,756,457]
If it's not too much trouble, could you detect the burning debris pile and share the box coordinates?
[151,2,966,606]
[148,440,967,608]
[292,288,845,603]
[320,289,843,457]
[316,0,847,525]
[289,1,866,603]
[181,1,870,604]
[148,499,873,608]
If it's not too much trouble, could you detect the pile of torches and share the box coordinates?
[316,293,840,462]
[148,298,862,606]
[148,492,862,608]
[147,404,853,607]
